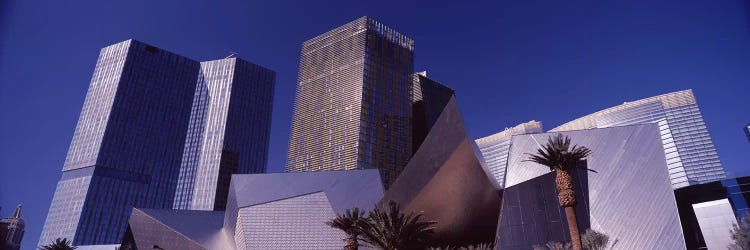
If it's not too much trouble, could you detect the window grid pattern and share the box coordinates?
[40,40,200,247]
[286,17,414,188]
[550,89,725,188]
[38,176,91,246]
[476,121,543,188]
[174,58,275,211]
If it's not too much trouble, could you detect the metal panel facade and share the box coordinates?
[550,90,725,188]
[501,125,686,249]
[475,121,543,188]
[234,192,345,250]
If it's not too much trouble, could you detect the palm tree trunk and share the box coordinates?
[556,169,582,250]
[564,206,583,250]
[346,234,359,250]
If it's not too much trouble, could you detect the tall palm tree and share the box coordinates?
[38,238,77,250]
[526,134,592,250]
[357,200,436,250]
[327,207,366,250]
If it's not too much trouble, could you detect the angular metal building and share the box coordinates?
[384,94,502,246]
[124,170,384,250]
[497,125,686,249]
[411,71,455,153]
[285,16,415,188]
[475,120,543,188]
[551,89,725,189]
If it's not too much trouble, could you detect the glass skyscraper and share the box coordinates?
[551,89,725,188]
[173,58,275,211]
[285,17,414,188]
[39,40,275,247]
[475,121,543,188]
[39,40,199,246]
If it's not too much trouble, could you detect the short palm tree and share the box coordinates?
[38,238,77,250]
[327,207,367,250]
[357,200,436,250]
[526,134,592,250]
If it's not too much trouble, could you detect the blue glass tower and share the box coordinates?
[38,40,199,246]
[38,40,275,246]
[173,58,275,211]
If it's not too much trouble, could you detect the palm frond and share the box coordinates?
[526,134,593,172]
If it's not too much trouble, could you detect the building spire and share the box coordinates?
[12,204,21,218]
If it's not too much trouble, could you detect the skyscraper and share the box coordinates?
[1,205,25,250]
[173,58,275,211]
[551,89,725,188]
[39,40,275,246]
[39,40,199,247]
[285,17,414,188]
[475,120,543,188]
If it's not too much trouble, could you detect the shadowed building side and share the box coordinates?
[383,96,502,246]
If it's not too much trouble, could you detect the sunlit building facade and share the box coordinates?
[39,40,275,247]
[551,89,725,188]
[38,40,200,246]
[475,121,543,188]
[285,16,414,188]
[173,58,275,211]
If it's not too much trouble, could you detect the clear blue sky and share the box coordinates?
[1,0,749,249]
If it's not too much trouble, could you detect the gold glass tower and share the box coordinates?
[286,17,414,188]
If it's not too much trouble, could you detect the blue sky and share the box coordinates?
[1,0,749,248]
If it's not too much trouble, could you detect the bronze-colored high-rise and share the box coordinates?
[286,17,414,188]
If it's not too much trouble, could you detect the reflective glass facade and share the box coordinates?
[39,40,275,247]
[551,89,725,188]
[286,17,414,188]
[173,58,275,211]
[475,121,542,188]
[39,40,199,246]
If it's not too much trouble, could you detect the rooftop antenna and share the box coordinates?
[225,52,237,59]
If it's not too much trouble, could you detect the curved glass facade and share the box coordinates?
[550,89,725,189]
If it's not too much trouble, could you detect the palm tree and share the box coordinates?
[327,207,367,250]
[730,214,750,250]
[357,200,436,250]
[526,134,592,250]
[581,229,609,250]
[38,238,77,250]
